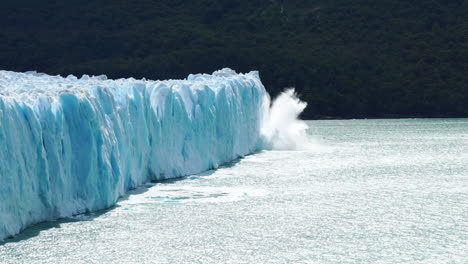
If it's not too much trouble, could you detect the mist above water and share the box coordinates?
[261,89,311,150]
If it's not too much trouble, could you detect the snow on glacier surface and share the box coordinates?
[0,68,266,240]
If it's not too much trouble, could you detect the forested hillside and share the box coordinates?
[1,0,467,118]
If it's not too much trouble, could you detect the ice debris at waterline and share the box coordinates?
[0,68,268,240]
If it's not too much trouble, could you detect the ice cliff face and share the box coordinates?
[0,68,266,240]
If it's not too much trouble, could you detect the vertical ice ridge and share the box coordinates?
[0,68,266,240]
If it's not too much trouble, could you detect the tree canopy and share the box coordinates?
[1,0,467,118]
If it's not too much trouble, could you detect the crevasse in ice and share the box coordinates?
[0,68,266,240]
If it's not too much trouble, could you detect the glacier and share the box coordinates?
[0,68,266,240]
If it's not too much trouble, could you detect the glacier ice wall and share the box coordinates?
[0,68,266,240]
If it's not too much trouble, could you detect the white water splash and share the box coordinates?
[261,88,311,150]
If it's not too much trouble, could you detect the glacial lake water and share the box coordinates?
[1,119,467,263]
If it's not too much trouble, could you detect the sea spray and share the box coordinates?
[261,89,310,150]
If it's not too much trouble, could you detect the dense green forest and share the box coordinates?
[1,0,467,118]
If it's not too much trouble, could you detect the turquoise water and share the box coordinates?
[1,119,467,263]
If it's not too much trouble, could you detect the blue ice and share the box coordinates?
[0,68,266,240]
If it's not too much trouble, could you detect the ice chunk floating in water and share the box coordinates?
[0,68,267,240]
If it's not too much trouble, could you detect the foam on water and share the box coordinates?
[122,185,269,205]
